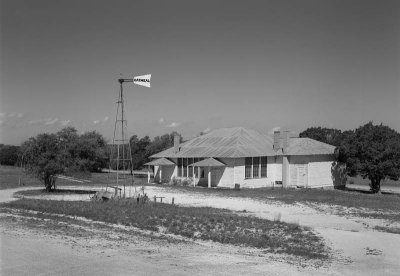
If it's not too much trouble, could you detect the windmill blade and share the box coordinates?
[133,74,151,88]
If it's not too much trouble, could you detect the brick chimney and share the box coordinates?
[282,130,290,154]
[173,135,180,153]
[273,131,281,151]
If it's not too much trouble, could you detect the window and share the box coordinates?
[253,157,260,178]
[261,157,267,177]
[183,158,188,177]
[177,158,182,177]
[245,156,268,179]
[245,157,252,179]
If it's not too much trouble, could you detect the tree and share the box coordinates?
[145,131,181,159]
[21,134,64,192]
[77,131,108,172]
[0,144,20,166]
[299,127,342,146]
[20,127,108,191]
[336,122,400,193]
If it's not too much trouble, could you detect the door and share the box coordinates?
[296,165,307,187]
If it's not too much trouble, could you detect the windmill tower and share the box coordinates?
[109,75,151,198]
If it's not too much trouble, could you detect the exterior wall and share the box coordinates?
[154,154,334,189]
[232,157,278,188]
[308,155,335,188]
[288,155,334,188]
[216,158,234,188]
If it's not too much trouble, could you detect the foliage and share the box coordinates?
[4,198,329,259]
[0,144,20,165]
[299,127,342,146]
[108,131,182,170]
[336,122,400,193]
[20,127,108,191]
[20,133,63,191]
[129,135,151,170]
[144,131,182,160]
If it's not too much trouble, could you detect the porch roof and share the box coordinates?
[189,158,226,167]
[144,157,175,166]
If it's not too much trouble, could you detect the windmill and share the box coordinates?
[108,74,151,198]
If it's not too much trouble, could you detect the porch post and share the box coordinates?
[159,166,162,184]
[208,167,211,188]
[147,165,150,184]
[282,156,289,187]
[193,166,196,187]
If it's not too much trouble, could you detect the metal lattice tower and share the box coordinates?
[109,78,135,197]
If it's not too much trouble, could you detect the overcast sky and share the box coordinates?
[1,0,399,145]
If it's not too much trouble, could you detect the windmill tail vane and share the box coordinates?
[134,74,151,87]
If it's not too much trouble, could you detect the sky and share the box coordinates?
[1,0,399,145]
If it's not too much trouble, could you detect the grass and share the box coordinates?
[167,185,400,213]
[0,165,42,189]
[15,188,96,197]
[2,198,329,259]
[0,165,149,190]
[374,226,400,235]
[346,175,400,188]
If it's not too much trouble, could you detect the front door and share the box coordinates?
[296,165,307,187]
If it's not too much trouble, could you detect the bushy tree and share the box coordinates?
[0,144,20,165]
[77,131,108,172]
[20,127,108,191]
[21,134,64,191]
[336,122,400,193]
[145,131,181,159]
[299,127,342,146]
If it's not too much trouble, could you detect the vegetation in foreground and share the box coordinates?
[2,198,329,259]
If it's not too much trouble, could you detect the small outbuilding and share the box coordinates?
[149,127,336,189]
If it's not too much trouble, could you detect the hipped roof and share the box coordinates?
[284,138,336,155]
[144,157,175,166]
[151,127,276,158]
[150,127,335,159]
[189,158,225,167]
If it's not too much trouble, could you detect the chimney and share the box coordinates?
[282,130,290,154]
[173,135,180,153]
[273,131,281,151]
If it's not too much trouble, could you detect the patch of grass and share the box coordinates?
[373,225,400,235]
[347,175,400,188]
[15,188,96,197]
[0,166,149,190]
[0,166,42,189]
[2,198,329,259]
[167,185,400,213]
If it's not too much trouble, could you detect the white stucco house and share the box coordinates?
[145,127,336,189]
